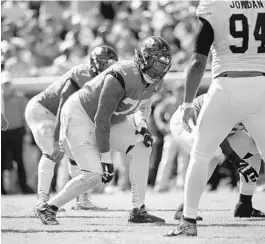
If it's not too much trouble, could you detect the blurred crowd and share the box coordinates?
[1,1,264,195]
[1,0,199,77]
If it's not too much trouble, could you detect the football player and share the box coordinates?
[34,36,172,225]
[25,46,118,209]
[165,0,265,237]
[169,93,263,222]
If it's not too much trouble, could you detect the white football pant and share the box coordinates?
[183,76,265,219]
[50,92,151,208]
[25,96,56,196]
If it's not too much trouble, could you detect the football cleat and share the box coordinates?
[34,203,59,225]
[135,36,172,83]
[174,204,203,221]
[164,217,197,237]
[234,203,265,218]
[128,204,165,223]
[36,193,65,212]
[90,46,118,76]
[71,192,107,211]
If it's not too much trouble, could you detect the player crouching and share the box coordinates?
[34,36,172,225]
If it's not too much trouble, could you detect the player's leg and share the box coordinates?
[165,85,239,237]
[110,119,165,223]
[68,159,107,211]
[239,107,265,217]
[34,97,102,225]
[155,134,179,192]
[227,129,264,216]
[170,107,220,221]
[25,98,56,204]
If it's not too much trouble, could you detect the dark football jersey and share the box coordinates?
[78,60,164,152]
[79,60,164,125]
[37,64,93,115]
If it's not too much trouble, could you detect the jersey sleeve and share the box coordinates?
[70,64,92,88]
[196,0,215,24]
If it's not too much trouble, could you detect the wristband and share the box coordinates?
[100,151,112,164]
[182,102,194,109]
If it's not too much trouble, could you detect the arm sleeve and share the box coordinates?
[193,17,214,56]
[94,74,125,153]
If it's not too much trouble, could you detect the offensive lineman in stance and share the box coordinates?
[170,93,264,221]
[165,0,265,237]
[25,46,118,209]
[34,36,172,225]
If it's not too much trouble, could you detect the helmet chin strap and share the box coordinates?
[142,74,155,84]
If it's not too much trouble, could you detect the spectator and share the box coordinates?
[1,71,33,194]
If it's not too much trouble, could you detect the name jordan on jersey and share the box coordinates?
[230,1,264,9]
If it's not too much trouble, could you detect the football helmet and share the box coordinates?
[135,36,172,83]
[90,46,118,76]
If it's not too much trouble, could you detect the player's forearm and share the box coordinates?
[95,119,111,153]
[184,53,207,103]
[54,104,64,142]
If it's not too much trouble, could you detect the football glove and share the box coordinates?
[100,152,114,184]
[101,163,114,184]
[136,127,153,148]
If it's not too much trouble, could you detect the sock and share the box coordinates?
[48,172,101,208]
[183,217,197,224]
[183,151,212,219]
[129,143,151,209]
[240,154,261,195]
[238,194,252,206]
[38,155,56,195]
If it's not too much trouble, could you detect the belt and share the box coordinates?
[215,71,265,79]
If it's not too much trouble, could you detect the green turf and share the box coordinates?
[1,188,265,244]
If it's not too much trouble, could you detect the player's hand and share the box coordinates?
[136,127,153,148]
[236,160,259,183]
[1,113,9,131]
[100,152,114,184]
[51,141,65,163]
[181,106,196,133]
[101,162,114,184]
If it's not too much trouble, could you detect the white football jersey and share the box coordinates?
[196,0,265,78]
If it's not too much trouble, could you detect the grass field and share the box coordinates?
[1,188,265,244]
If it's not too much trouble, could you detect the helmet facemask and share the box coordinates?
[90,46,118,76]
[136,36,172,84]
